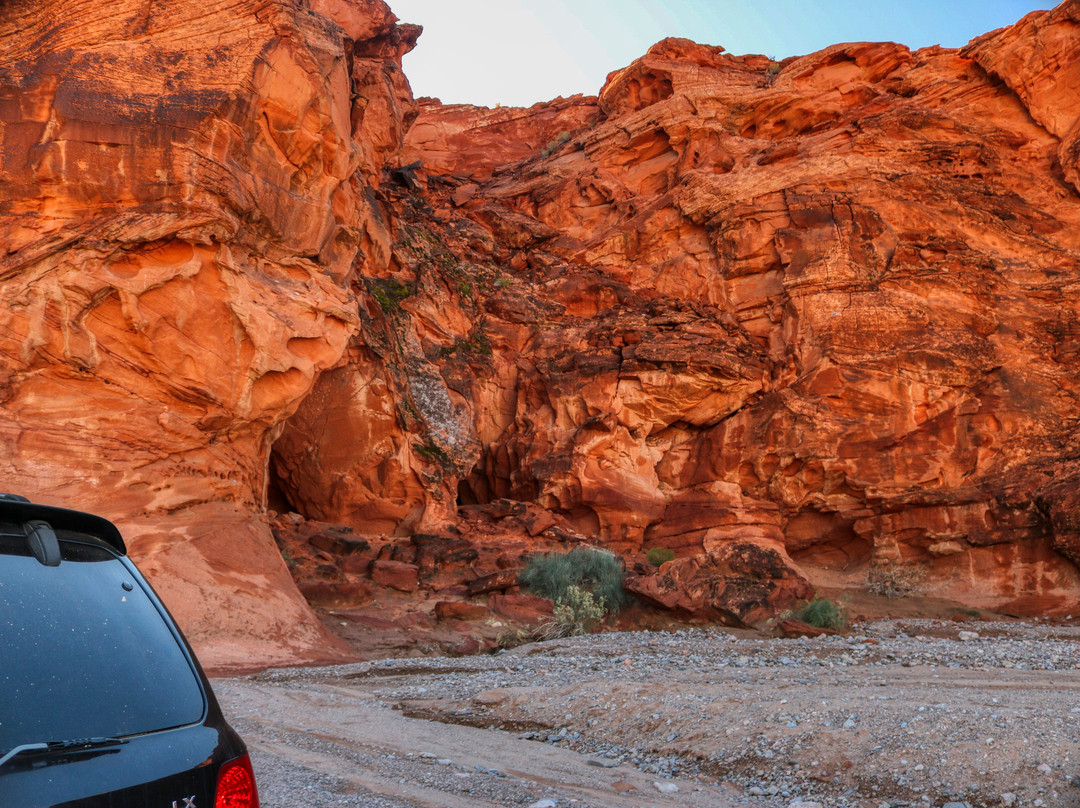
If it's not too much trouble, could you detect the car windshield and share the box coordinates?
[0,533,205,753]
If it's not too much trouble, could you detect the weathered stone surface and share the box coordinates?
[386,2,1080,614]
[0,0,416,668]
[466,568,518,596]
[624,542,814,626]
[488,593,554,623]
[299,580,375,609]
[776,619,837,639]
[6,0,1080,667]
[400,97,601,181]
[434,601,490,621]
[371,559,420,592]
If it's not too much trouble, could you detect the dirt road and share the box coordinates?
[215,619,1080,807]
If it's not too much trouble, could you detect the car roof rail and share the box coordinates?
[0,497,126,554]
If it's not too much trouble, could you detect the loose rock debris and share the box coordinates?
[216,619,1080,807]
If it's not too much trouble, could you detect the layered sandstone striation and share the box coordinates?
[0,0,419,668]
[283,3,1080,620]
[3,0,1080,667]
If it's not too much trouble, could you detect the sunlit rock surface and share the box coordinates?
[381,5,1080,615]
[3,0,1080,667]
[0,0,419,668]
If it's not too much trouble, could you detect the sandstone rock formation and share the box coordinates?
[4,0,1080,667]
[0,0,419,668]
[282,3,1080,619]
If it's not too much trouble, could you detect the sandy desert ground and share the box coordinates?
[215,618,1080,808]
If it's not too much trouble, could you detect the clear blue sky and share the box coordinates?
[389,0,1055,108]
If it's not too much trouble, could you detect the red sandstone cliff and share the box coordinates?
[2,0,1080,667]
[0,0,420,668]
[287,5,1080,617]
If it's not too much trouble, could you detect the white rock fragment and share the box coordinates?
[1037,763,1052,774]
[958,630,980,641]
[654,781,679,793]
[1000,794,1017,807]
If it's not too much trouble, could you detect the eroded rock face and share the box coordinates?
[335,5,1080,615]
[624,542,814,627]
[6,0,1080,668]
[0,0,418,668]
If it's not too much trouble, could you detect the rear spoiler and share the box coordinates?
[0,495,126,554]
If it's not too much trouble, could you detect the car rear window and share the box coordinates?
[0,532,205,753]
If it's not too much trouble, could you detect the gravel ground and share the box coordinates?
[215,618,1080,808]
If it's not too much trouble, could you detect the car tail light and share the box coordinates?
[215,753,259,808]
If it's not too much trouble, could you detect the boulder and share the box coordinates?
[625,542,814,626]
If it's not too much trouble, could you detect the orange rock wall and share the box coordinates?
[0,0,418,668]
[284,4,1080,616]
[4,0,1080,667]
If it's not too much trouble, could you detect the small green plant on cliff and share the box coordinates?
[494,275,512,290]
[646,547,676,567]
[439,327,492,358]
[413,440,450,465]
[520,546,628,613]
[541,130,572,157]
[370,278,414,314]
[795,597,847,630]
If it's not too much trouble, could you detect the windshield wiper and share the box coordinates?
[0,737,128,768]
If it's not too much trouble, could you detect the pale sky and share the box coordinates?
[389,0,1055,108]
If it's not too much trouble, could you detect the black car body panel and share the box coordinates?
[3,726,230,808]
[0,498,255,808]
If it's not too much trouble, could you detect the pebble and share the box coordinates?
[653,781,679,793]
[528,800,557,808]
[586,758,619,768]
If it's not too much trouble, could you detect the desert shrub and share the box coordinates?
[867,563,924,599]
[520,546,628,613]
[646,547,675,567]
[796,597,847,630]
[534,586,607,639]
[495,628,532,650]
[541,130,572,157]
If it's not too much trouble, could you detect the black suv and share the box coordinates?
[0,496,258,808]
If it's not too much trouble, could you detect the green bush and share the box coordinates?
[796,597,847,630]
[538,586,606,638]
[646,547,675,567]
[520,546,628,613]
